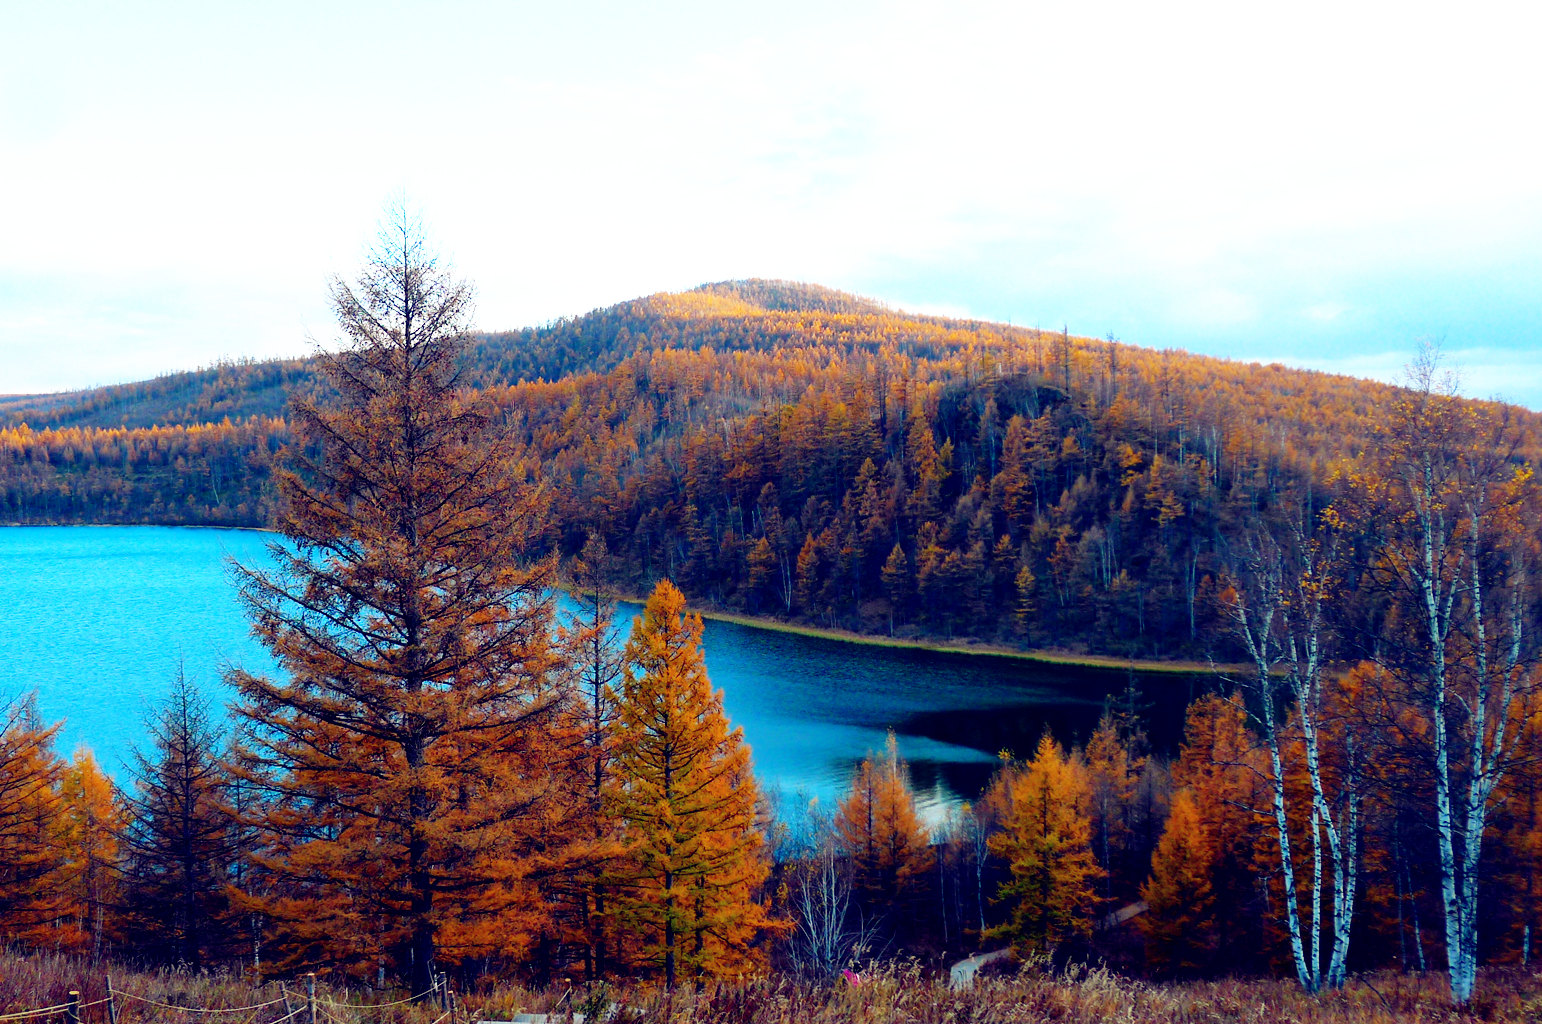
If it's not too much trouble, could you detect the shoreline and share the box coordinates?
[601,590,1234,676]
[0,523,1231,676]
[1,522,278,533]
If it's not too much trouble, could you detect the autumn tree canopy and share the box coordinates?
[833,732,934,943]
[606,579,774,988]
[228,205,575,994]
[987,734,1102,957]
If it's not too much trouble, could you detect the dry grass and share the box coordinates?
[5,954,1541,1024]
[0,951,449,1023]
[484,962,1542,1024]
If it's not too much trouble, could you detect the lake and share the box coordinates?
[0,526,1208,814]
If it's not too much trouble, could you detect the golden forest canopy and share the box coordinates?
[4,280,1540,659]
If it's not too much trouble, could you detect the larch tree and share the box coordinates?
[1490,687,1542,963]
[605,579,773,989]
[1083,710,1144,901]
[880,544,912,631]
[0,693,66,946]
[986,734,1101,956]
[119,670,237,968]
[833,731,933,941]
[1140,790,1218,975]
[229,205,573,992]
[1169,695,1270,971]
[58,749,123,958]
[559,532,626,979]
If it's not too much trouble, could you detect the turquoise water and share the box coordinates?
[0,526,1200,812]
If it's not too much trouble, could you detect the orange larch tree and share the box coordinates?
[987,734,1102,957]
[833,731,934,943]
[229,206,575,992]
[1168,694,1271,971]
[0,693,66,948]
[1082,710,1146,901]
[57,749,122,958]
[1140,789,1217,975]
[605,579,774,989]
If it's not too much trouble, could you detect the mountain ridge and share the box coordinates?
[7,278,1530,432]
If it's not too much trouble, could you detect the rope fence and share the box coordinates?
[0,975,455,1024]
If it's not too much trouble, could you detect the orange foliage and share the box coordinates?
[833,732,934,933]
[987,734,1102,955]
[606,580,775,987]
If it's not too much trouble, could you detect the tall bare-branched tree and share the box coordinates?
[229,204,572,994]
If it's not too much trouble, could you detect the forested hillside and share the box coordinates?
[4,240,1541,1009]
[4,280,1538,660]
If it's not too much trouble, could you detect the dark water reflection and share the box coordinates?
[1,527,1214,814]
[620,604,1209,813]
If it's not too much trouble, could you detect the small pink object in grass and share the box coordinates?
[841,969,863,987]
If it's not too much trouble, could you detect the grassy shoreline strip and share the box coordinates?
[606,591,1232,675]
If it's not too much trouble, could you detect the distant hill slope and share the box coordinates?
[2,359,312,431]
[2,281,888,430]
[5,279,1539,659]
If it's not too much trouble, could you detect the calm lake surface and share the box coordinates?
[0,526,1207,813]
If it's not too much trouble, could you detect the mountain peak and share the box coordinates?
[687,280,890,316]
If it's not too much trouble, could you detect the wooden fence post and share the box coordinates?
[305,973,317,1024]
[66,991,80,1024]
[280,982,293,1020]
[104,976,119,1024]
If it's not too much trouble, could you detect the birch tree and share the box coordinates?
[1224,514,1362,991]
[1355,348,1539,1004]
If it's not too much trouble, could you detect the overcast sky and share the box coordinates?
[4,1,1540,407]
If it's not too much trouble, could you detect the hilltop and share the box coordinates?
[0,281,886,431]
[4,279,1538,660]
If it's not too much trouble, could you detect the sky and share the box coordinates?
[4,0,1541,407]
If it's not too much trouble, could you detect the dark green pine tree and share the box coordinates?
[118,670,238,968]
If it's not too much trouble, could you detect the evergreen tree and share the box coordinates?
[1169,695,1270,970]
[1140,790,1217,975]
[606,580,773,988]
[58,749,122,957]
[1083,710,1145,899]
[560,533,626,979]
[0,694,66,947]
[119,671,235,968]
[880,544,912,631]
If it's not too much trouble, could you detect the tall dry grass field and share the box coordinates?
[4,955,1542,1023]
